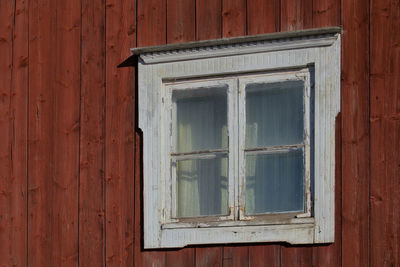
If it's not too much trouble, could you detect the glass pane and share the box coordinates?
[174,87,228,153]
[245,80,304,148]
[176,156,228,218]
[245,149,304,215]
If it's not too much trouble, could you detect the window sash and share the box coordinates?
[163,69,312,225]
[163,79,237,223]
[238,69,312,220]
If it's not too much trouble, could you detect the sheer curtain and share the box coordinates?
[174,88,228,217]
[245,81,305,215]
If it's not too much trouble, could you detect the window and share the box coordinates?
[135,27,341,248]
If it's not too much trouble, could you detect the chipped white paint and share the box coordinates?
[138,31,341,248]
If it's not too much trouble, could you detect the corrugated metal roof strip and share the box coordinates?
[119,27,341,67]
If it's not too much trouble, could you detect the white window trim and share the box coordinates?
[136,28,341,249]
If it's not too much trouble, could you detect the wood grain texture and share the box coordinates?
[166,249,195,267]
[0,0,28,266]
[281,246,312,267]
[137,0,166,47]
[3,0,400,266]
[196,0,222,40]
[52,1,81,264]
[223,246,249,267]
[369,0,400,265]
[341,0,370,266]
[166,0,195,43]
[28,0,57,264]
[222,0,246,37]
[313,0,340,27]
[9,0,28,265]
[248,245,280,267]
[196,247,223,267]
[0,0,14,262]
[28,0,81,265]
[80,0,106,265]
[280,0,313,31]
[247,0,280,35]
[105,0,136,265]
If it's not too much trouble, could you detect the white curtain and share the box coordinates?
[245,81,305,214]
[175,90,228,217]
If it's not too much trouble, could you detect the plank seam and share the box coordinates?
[103,0,107,265]
[26,0,30,265]
[78,0,82,264]
[367,0,371,265]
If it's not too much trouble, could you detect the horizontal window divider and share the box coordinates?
[171,149,228,160]
[244,144,304,155]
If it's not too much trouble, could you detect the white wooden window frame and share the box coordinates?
[137,29,341,249]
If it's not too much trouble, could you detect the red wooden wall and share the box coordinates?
[0,0,399,266]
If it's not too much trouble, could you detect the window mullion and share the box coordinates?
[237,78,246,220]
[228,79,238,220]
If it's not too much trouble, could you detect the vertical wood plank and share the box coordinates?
[0,0,15,262]
[196,0,222,40]
[247,0,280,35]
[0,0,28,266]
[196,247,223,267]
[223,246,249,267]
[105,0,136,265]
[166,249,195,267]
[10,0,29,265]
[135,0,167,266]
[165,0,196,265]
[222,0,246,37]
[248,245,280,267]
[280,0,313,31]
[137,0,166,46]
[52,1,81,264]
[80,0,106,265]
[370,0,400,265]
[167,0,195,43]
[28,0,81,265]
[28,0,57,264]
[341,0,370,265]
[313,0,340,27]
[281,247,312,267]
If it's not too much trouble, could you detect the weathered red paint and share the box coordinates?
[79,0,106,264]
[105,0,136,264]
[0,0,399,266]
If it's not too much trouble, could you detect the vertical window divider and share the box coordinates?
[227,78,237,221]
[237,77,246,220]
